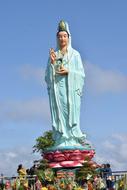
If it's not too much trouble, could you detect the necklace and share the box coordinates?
[56,48,73,65]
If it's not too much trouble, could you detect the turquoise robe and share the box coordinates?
[45,47,85,147]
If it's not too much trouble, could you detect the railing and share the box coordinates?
[0,171,127,190]
[0,175,37,190]
[108,171,127,181]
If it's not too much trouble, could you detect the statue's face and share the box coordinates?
[57,31,69,48]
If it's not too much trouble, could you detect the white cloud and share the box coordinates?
[112,133,127,142]
[6,152,17,158]
[103,140,116,150]
[0,98,50,123]
[0,146,41,176]
[19,63,127,94]
[19,64,45,85]
[85,62,127,94]
[95,133,127,171]
[0,64,51,124]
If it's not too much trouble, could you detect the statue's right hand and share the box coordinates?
[50,48,56,64]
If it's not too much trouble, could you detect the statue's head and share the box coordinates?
[56,20,70,49]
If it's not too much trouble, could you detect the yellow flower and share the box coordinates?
[45,176,52,181]
[120,180,124,187]
[41,187,48,190]
[75,187,83,190]
[47,185,57,190]
[59,183,66,189]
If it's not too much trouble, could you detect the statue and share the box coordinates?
[45,20,86,148]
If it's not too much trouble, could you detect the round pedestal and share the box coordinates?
[43,147,95,168]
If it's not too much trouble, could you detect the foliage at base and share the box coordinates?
[33,130,55,153]
[76,159,97,182]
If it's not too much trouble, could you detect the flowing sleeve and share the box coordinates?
[74,53,85,95]
[68,52,85,96]
[68,51,85,127]
[45,58,55,93]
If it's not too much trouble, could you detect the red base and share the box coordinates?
[43,149,95,168]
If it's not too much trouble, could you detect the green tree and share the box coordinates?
[33,130,55,153]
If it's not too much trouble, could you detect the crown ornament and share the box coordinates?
[58,20,67,32]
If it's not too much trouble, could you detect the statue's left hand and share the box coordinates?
[56,67,68,75]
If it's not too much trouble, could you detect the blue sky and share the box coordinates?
[0,0,127,175]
